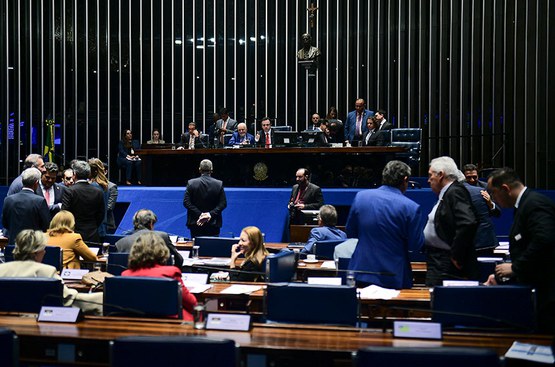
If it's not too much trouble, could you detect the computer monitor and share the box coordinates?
[272,125,292,132]
[301,130,324,147]
[273,131,299,147]
[300,210,319,225]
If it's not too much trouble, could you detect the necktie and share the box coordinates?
[220,120,228,143]
[189,135,194,149]
[356,114,362,136]
[265,132,270,148]
[44,189,50,205]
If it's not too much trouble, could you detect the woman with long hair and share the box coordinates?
[46,210,100,269]
[117,129,141,185]
[229,226,269,282]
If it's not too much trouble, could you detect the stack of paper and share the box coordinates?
[358,284,400,300]
[220,284,262,295]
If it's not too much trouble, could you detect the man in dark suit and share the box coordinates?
[362,117,388,146]
[35,162,65,219]
[374,109,392,131]
[344,98,374,144]
[215,108,238,146]
[255,117,274,148]
[424,156,479,285]
[177,122,206,149]
[115,209,183,268]
[2,168,50,243]
[288,168,324,224]
[7,153,46,196]
[183,159,227,238]
[61,160,105,243]
[486,168,555,333]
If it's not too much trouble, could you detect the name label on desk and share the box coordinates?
[393,321,442,340]
[206,313,251,331]
[61,269,89,281]
[38,306,83,323]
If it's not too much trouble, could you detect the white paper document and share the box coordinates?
[358,284,400,300]
[320,261,336,269]
[505,341,554,364]
[187,284,212,294]
[220,284,262,295]
[307,277,342,285]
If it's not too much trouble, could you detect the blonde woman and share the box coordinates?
[47,210,99,269]
[229,226,269,282]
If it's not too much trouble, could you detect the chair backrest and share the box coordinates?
[104,276,182,319]
[265,283,358,326]
[223,133,233,146]
[3,245,15,262]
[313,239,344,259]
[103,234,125,245]
[43,246,63,272]
[199,133,210,147]
[336,257,351,285]
[110,336,237,367]
[356,346,501,367]
[432,286,536,331]
[265,250,297,283]
[195,236,237,257]
[0,278,64,313]
[107,253,129,276]
[0,327,18,367]
[390,128,422,166]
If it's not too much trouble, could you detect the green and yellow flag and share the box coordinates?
[44,118,55,162]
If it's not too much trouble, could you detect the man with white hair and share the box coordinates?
[2,168,50,243]
[424,156,479,285]
[227,122,254,146]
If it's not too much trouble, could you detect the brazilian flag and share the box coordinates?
[44,118,55,162]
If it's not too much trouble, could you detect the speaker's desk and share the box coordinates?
[2,314,551,366]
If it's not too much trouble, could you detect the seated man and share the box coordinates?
[228,123,254,146]
[115,209,183,268]
[302,205,347,253]
[177,122,205,150]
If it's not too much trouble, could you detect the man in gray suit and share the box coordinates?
[215,108,238,146]
[115,209,183,268]
[2,168,50,243]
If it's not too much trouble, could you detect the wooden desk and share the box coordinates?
[1,314,551,366]
[136,146,405,187]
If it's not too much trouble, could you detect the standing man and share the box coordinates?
[486,168,555,333]
[463,163,500,217]
[255,117,274,148]
[61,160,105,243]
[424,156,479,285]
[2,168,50,243]
[183,159,227,238]
[346,161,424,289]
[215,108,238,146]
[374,109,392,131]
[288,168,324,225]
[36,162,66,218]
[344,99,373,145]
[62,168,75,187]
[7,154,46,196]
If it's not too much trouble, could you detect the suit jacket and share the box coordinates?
[177,132,206,149]
[509,189,555,304]
[2,188,50,242]
[346,185,424,289]
[122,265,198,321]
[115,229,184,268]
[215,118,238,134]
[463,183,499,249]
[228,132,255,146]
[61,181,105,244]
[6,174,23,196]
[377,120,392,131]
[46,232,98,269]
[434,181,478,265]
[303,226,347,253]
[0,260,103,314]
[36,183,66,218]
[106,181,118,231]
[362,129,388,146]
[288,182,324,224]
[183,174,227,229]
[255,129,275,147]
[344,109,374,142]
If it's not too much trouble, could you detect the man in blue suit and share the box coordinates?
[344,98,373,144]
[2,168,50,243]
[346,160,424,289]
[302,205,347,253]
[228,123,255,146]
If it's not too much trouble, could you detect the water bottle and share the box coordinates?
[346,271,356,287]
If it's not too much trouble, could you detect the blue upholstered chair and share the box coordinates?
[0,327,19,367]
[356,346,501,367]
[5,245,64,271]
[265,283,358,326]
[390,128,422,168]
[103,276,182,319]
[102,234,125,245]
[432,285,536,331]
[194,236,237,257]
[0,278,63,313]
[106,253,129,276]
[110,336,237,367]
[313,239,344,259]
[336,257,351,285]
[265,250,296,283]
